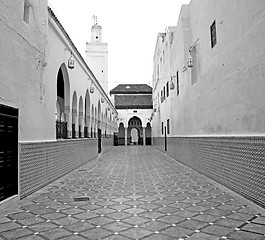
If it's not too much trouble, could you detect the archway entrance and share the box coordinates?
[130,127,139,145]
[118,122,125,145]
[56,64,70,139]
[145,122,152,145]
[127,116,143,145]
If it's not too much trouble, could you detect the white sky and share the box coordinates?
[48,0,190,91]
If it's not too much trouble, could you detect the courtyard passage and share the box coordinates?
[0,146,265,240]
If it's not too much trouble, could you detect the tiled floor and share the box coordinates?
[0,146,264,240]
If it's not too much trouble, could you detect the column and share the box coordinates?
[65,106,72,138]
[79,111,84,138]
[143,127,146,145]
[86,116,90,137]
[125,127,127,145]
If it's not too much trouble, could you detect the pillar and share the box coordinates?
[79,111,84,138]
[86,116,90,137]
[65,106,72,138]
[125,127,128,145]
[143,127,146,145]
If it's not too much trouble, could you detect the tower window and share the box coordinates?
[167,119,170,134]
[23,0,30,25]
[176,71,179,96]
[210,20,217,48]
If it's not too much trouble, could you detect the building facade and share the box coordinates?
[110,84,153,146]
[152,0,265,208]
[0,0,117,205]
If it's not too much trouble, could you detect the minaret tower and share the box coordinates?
[86,16,108,95]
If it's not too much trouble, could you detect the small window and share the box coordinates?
[210,20,217,48]
[166,82,169,97]
[162,122,164,135]
[23,0,30,25]
[167,119,170,134]
[163,86,165,100]
[176,71,179,96]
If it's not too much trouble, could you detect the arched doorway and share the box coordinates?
[131,128,139,145]
[72,91,77,138]
[128,116,143,145]
[97,101,102,154]
[84,90,90,138]
[145,122,152,145]
[118,122,125,145]
[91,104,94,138]
[78,96,83,138]
[56,66,69,139]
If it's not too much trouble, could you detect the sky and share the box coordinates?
[48,0,190,91]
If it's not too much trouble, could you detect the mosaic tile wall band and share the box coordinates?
[19,139,99,199]
[153,136,265,209]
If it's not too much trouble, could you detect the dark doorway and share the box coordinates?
[130,128,139,145]
[0,104,18,202]
[118,123,125,145]
[145,122,152,145]
[98,128,102,153]
[164,126,167,151]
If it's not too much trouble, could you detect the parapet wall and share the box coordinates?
[154,136,265,208]
[19,138,108,199]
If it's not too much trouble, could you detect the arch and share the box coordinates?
[101,112,104,136]
[127,116,143,145]
[97,100,101,126]
[60,63,70,108]
[94,106,97,138]
[84,90,90,137]
[85,90,90,119]
[78,96,83,138]
[118,122,125,145]
[72,91,78,138]
[131,128,139,145]
[128,116,142,127]
[91,104,94,137]
[145,122,152,145]
[56,64,70,139]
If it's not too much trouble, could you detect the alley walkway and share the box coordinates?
[0,146,264,240]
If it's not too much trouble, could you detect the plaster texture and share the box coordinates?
[152,0,265,137]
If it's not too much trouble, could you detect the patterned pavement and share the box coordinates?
[0,146,264,240]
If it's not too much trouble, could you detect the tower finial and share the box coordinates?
[92,15,97,25]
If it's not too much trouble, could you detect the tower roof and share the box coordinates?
[114,95,153,109]
[110,84,152,95]
[91,24,102,30]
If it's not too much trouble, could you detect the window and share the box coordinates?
[23,0,30,25]
[163,86,165,101]
[161,90,163,103]
[167,119,170,134]
[176,71,179,96]
[210,20,217,48]
[162,122,164,134]
[166,82,169,97]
